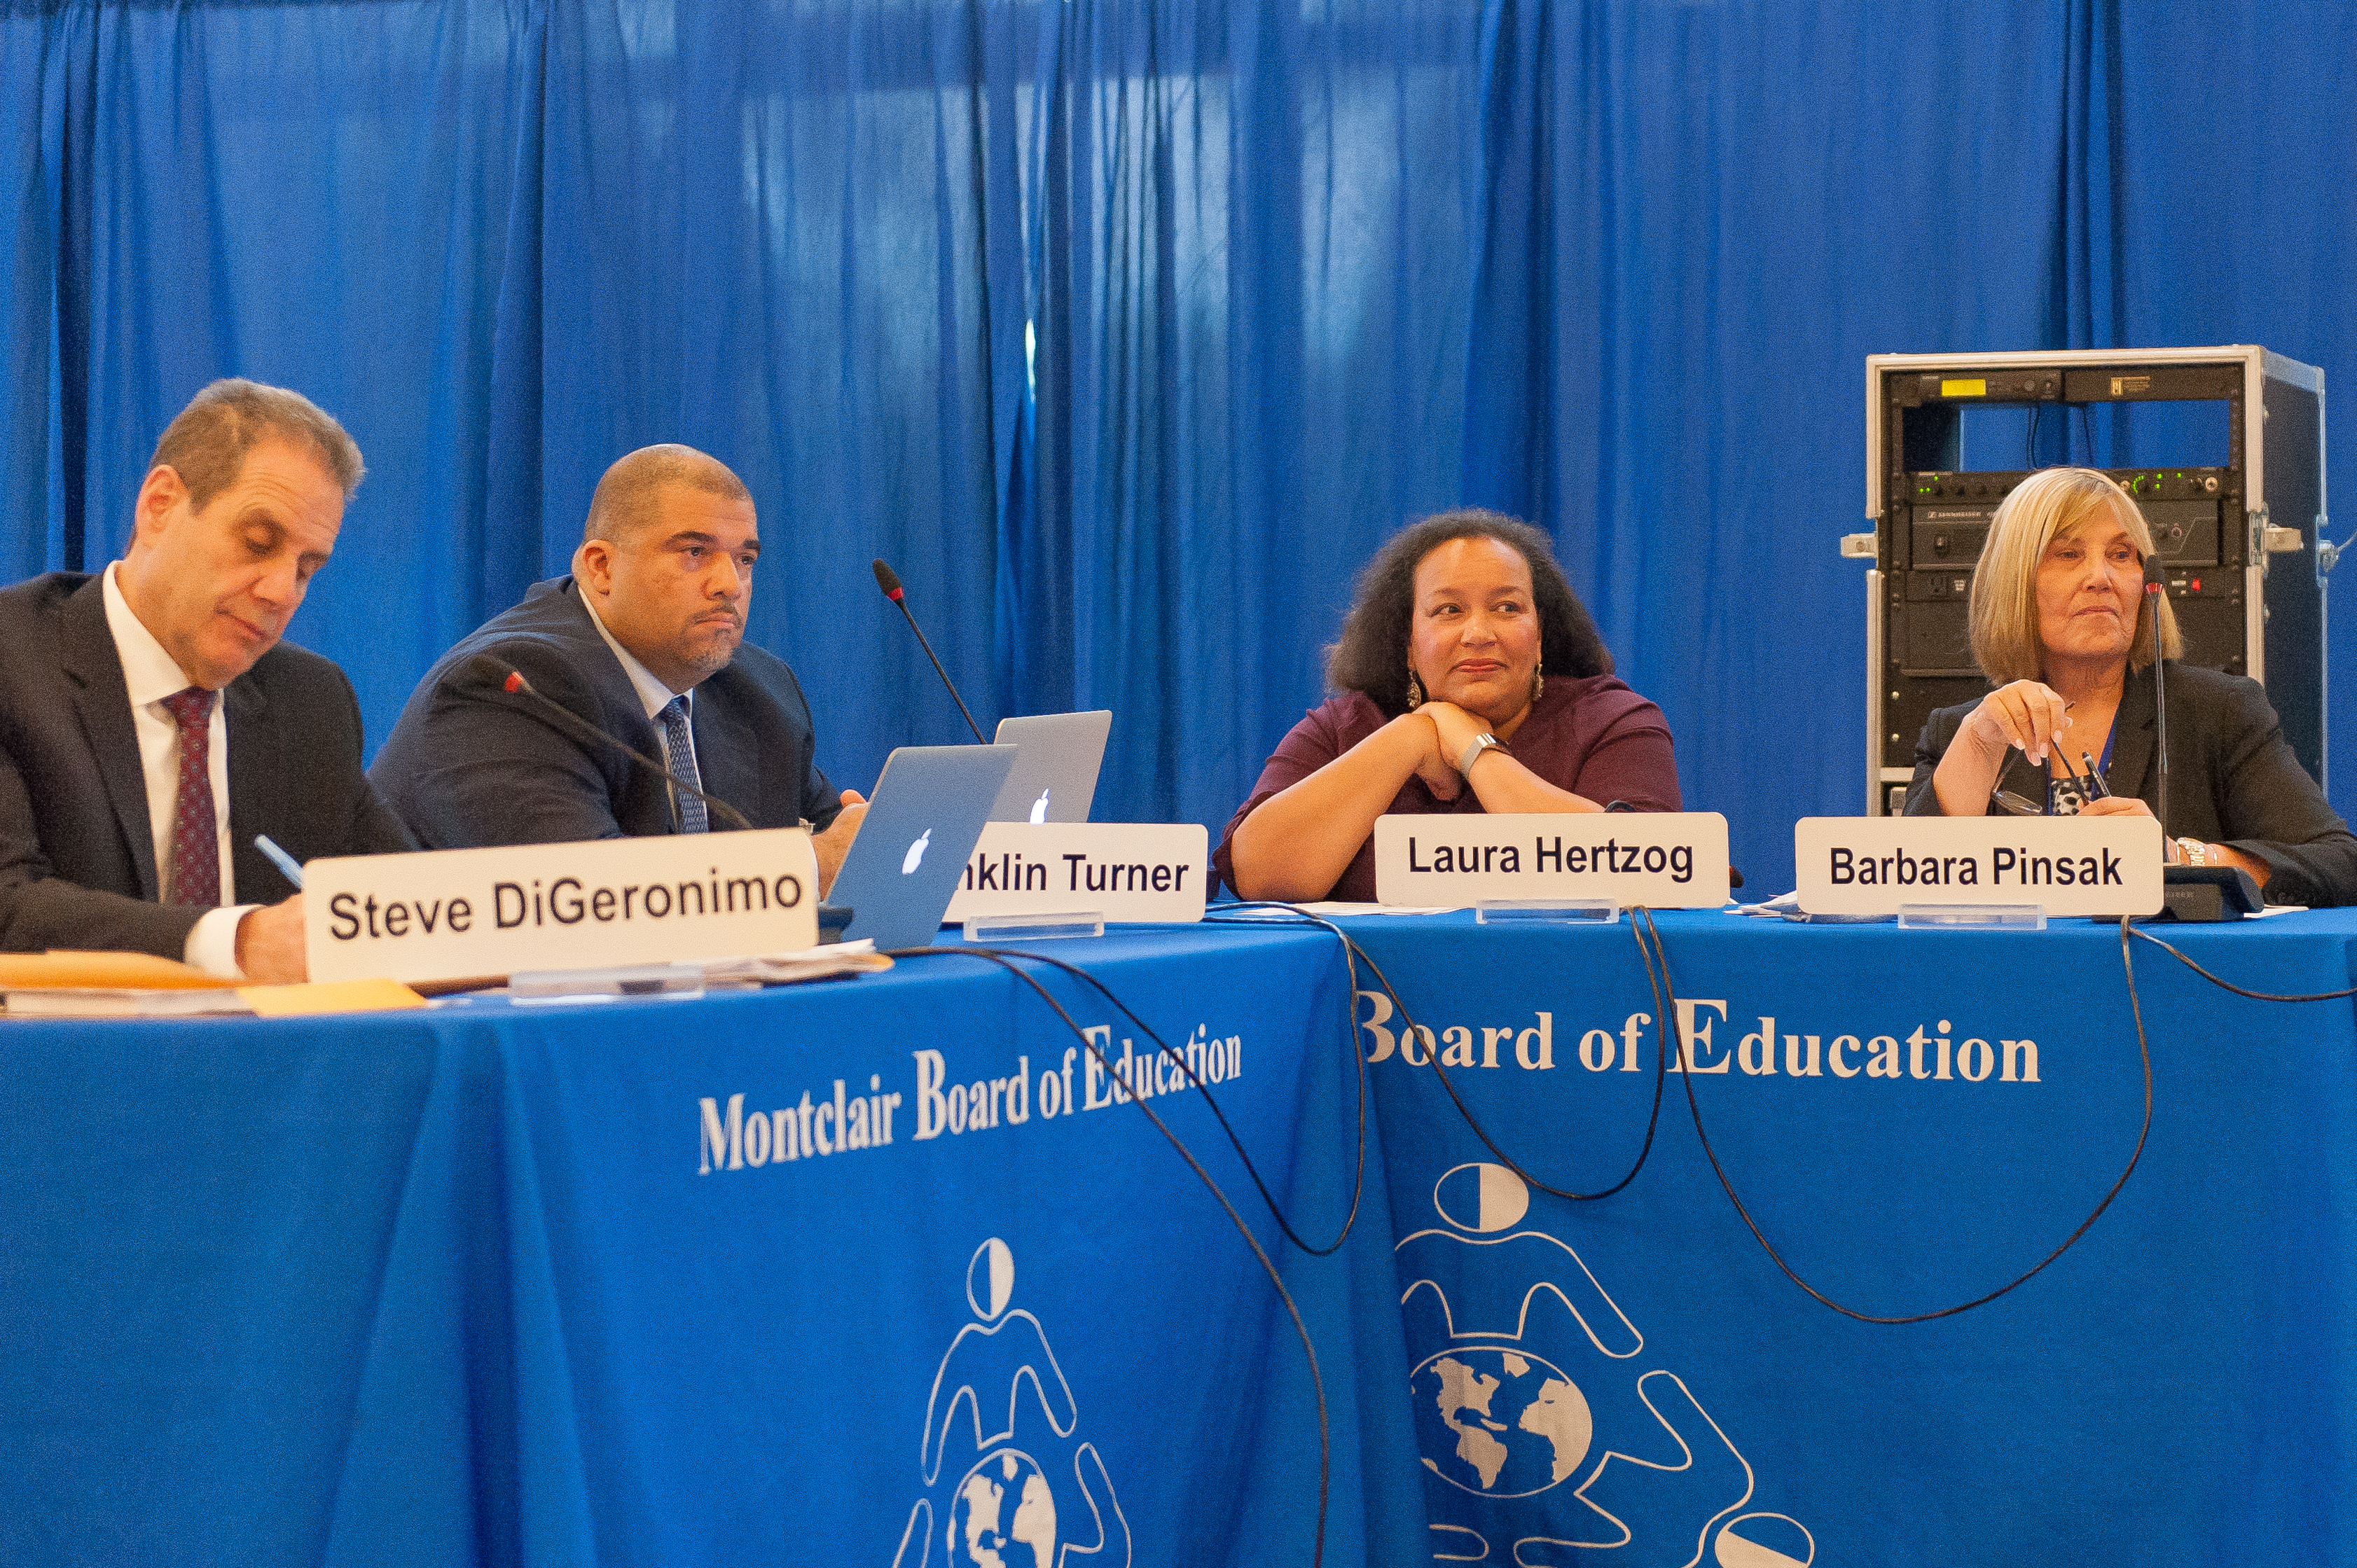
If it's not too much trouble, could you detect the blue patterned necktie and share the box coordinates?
[658,696,708,833]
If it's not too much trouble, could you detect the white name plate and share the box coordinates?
[1373,813,1732,908]
[944,823,1209,924]
[304,828,821,983]
[1794,816,2162,917]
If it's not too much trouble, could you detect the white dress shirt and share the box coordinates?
[101,562,253,976]
[580,588,702,770]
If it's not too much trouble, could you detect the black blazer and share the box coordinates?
[0,572,415,958]
[369,576,843,849]
[1904,660,2357,906]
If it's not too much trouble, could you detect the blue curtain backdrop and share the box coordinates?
[3,0,2353,891]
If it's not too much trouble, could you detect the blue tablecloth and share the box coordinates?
[0,924,1404,1568]
[1339,907,2357,1567]
[5,910,2353,1567]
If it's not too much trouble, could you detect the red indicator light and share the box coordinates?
[2190,577,2202,592]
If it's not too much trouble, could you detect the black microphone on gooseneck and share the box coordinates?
[2143,554,2170,836]
[871,559,988,744]
[457,655,757,832]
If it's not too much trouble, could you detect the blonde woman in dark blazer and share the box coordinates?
[1904,466,2356,906]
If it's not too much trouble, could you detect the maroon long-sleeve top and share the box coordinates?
[1212,673,1682,901]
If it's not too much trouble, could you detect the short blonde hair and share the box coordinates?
[1968,466,2182,685]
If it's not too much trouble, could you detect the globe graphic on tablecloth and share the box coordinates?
[1411,1346,1594,1499]
[946,1448,1058,1568]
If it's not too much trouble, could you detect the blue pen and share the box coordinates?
[254,834,306,891]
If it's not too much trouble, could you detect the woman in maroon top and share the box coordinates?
[1215,509,1680,902]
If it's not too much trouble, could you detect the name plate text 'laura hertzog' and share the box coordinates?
[944,822,1209,924]
[1373,812,1732,908]
[1792,815,2163,917]
[302,828,821,983]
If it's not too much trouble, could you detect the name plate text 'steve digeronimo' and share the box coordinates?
[303,828,821,983]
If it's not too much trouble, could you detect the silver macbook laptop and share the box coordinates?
[827,744,1018,950]
[987,711,1112,824]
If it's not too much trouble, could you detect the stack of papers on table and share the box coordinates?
[1,951,249,1016]
[503,943,893,1002]
[1,952,426,1018]
[700,941,894,985]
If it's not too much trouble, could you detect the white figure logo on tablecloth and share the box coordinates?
[1398,1163,1813,1567]
[891,1237,1130,1568]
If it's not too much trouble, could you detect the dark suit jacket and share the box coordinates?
[0,572,415,958]
[1904,660,2357,906]
[369,576,843,848]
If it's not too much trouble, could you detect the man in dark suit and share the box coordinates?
[370,444,868,891]
[0,378,413,981]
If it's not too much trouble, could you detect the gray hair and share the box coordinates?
[148,378,365,508]
[1969,466,2182,684]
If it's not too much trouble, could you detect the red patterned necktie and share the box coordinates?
[159,687,221,908]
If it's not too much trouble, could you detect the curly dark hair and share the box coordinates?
[1325,509,1612,717]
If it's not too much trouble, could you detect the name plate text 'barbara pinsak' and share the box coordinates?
[1374,812,1732,908]
[944,822,1209,924]
[303,828,821,983]
[1792,816,2163,917]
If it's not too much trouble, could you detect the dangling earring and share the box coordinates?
[1405,667,1425,709]
[1530,659,1544,705]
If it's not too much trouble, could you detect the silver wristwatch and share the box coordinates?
[1458,732,1507,776]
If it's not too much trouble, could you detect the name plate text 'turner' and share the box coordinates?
[944,823,1208,924]
[1373,812,1732,908]
[303,828,821,984]
[1793,815,2163,917]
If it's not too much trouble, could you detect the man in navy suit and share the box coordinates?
[371,444,868,892]
[0,379,413,981]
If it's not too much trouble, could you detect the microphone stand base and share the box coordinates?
[2143,865,2265,922]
